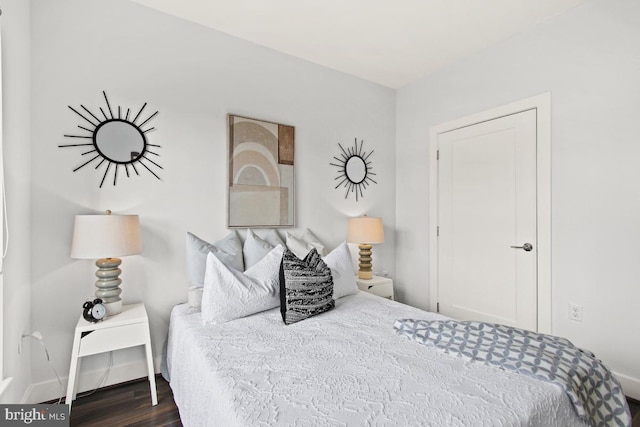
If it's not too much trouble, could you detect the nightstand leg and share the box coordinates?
[72,357,82,400]
[66,332,81,407]
[144,340,158,405]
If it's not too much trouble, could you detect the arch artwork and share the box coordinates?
[228,115,295,227]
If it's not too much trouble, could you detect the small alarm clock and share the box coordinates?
[83,298,107,322]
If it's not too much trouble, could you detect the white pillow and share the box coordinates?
[243,229,285,269]
[202,244,285,324]
[186,231,244,287]
[286,233,315,259]
[323,241,358,300]
[264,229,285,247]
[286,229,327,259]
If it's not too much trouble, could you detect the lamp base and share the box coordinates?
[358,270,373,280]
[104,300,123,317]
[95,257,123,316]
[358,244,374,280]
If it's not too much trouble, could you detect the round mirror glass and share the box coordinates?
[346,156,367,184]
[94,120,146,163]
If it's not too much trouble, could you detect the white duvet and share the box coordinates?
[167,292,586,427]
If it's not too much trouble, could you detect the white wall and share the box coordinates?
[27,0,395,401]
[0,0,33,403]
[396,0,640,398]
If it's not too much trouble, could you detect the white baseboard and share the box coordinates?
[24,356,162,404]
[617,371,640,401]
[0,377,14,403]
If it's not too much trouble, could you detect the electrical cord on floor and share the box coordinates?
[23,332,64,404]
[23,333,113,403]
[76,352,113,399]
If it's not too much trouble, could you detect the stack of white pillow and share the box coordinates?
[185,229,358,325]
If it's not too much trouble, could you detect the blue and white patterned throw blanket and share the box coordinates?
[394,319,631,427]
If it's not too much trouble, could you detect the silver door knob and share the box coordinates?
[510,243,533,251]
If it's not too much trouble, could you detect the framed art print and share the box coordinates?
[227,115,295,227]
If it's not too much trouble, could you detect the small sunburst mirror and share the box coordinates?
[60,91,162,187]
[330,138,377,201]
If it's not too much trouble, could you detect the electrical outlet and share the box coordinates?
[569,303,583,322]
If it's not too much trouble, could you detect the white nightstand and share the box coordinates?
[66,303,158,408]
[356,275,394,300]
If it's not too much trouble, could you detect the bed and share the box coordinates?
[167,291,589,426]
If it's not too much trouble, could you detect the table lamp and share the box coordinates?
[71,210,142,316]
[347,215,384,280]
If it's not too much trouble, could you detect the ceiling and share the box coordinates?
[130,0,585,89]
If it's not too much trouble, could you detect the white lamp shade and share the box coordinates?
[71,214,142,259]
[347,216,384,244]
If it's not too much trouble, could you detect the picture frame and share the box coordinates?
[227,114,295,228]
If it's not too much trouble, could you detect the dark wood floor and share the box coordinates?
[60,375,640,426]
[630,398,640,427]
[68,375,181,427]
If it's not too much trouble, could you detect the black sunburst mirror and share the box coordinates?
[330,138,377,201]
[60,91,162,187]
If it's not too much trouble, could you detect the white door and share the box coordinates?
[437,109,537,331]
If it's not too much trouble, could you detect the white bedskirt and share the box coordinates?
[167,292,586,427]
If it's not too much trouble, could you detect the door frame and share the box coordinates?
[428,93,552,333]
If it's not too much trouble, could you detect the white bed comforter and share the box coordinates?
[167,292,586,427]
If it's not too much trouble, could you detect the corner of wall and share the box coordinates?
[0,0,33,404]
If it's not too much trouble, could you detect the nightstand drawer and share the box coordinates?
[356,276,394,300]
[362,281,394,299]
[78,322,148,357]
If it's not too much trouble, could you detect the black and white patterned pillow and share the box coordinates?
[279,248,335,325]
